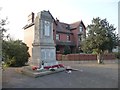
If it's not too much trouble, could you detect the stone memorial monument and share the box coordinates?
[31,10,58,68]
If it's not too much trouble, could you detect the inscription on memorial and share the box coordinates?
[41,48,55,60]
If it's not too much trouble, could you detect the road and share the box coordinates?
[2,60,118,88]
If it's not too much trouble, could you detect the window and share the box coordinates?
[44,21,50,36]
[78,35,82,41]
[81,35,85,41]
[79,26,83,32]
[67,35,70,41]
[56,34,60,40]
[78,35,84,41]
[66,24,70,30]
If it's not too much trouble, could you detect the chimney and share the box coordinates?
[56,18,59,22]
[28,12,34,24]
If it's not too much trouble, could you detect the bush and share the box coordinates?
[114,52,120,59]
[2,40,30,67]
[63,46,71,55]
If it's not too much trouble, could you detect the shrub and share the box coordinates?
[114,52,120,59]
[63,45,71,55]
[2,40,30,67]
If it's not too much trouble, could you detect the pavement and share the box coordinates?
[18,66,65,78]
[2,60,119,88]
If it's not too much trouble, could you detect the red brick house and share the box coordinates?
[54,19,86,54]
[23,11,86,56]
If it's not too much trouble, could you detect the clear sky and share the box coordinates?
[0,0,119,41]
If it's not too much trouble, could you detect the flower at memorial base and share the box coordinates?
[32,66,38,70]
[44,66,52,70]
[51,65,59,68]
[44,64,65,71]
[58,64,64,68]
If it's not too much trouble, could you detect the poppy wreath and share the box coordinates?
[44,64,64,70]
[32,66,39,70]
[58,64,64,68]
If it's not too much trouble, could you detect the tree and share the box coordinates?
[81,17,119,64]
[0,17,9,39]
[0,11,9,65]
[2,40,30,67]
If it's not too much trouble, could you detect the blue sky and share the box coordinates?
[0,0,119,41]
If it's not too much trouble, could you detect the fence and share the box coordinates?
[56,53,116,61]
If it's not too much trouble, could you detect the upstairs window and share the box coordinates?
[78,35,82,41]
[79,26,83,32]
[67,35,70,41]
[78,35,84,41]
[66,24,70,30]
[56,34,60,40]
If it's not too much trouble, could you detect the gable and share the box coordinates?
[80,20,86,29]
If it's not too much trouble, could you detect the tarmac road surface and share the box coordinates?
[2,60,118,88]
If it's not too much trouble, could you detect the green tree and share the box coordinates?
[0,11,9,66]
[2,40,30,67]
[0,17,9,39]
[81,17,119,64]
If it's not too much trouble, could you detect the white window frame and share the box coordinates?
[56,34,60,40]
[78,35,84,41]
[79,26,83,32]
[67,35,70,41]
[78,35,81,41]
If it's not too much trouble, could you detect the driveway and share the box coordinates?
[2,60,118,88]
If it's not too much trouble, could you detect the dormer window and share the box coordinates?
[79,26,83,32]
[66,24,70,30]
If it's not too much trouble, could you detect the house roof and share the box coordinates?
[80,20,86,29]
[56,20,73,34]
[70,20,86,30]
[23,23,34,29]
[70,21,81,29]
[55,19,86,34]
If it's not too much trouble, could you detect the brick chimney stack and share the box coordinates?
[28,12,34,25]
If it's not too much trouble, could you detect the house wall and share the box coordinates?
[55,33,73,42]
[70,34,74,42]
[59,33,67,41]
[24,25,34,58]
[53,22,57,43]
[71,23,86,50]
[71,29,79,47]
